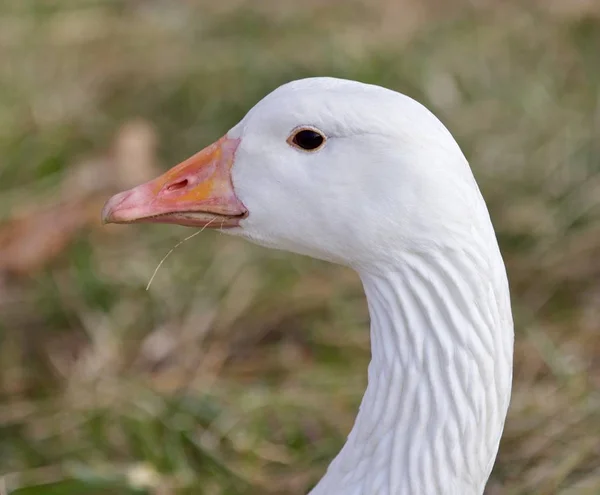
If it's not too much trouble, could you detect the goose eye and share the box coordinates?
[288,128,326,151]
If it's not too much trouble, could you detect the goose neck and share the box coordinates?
[311,249,513,495]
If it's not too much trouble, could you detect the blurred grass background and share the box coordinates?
[1,0,599,494]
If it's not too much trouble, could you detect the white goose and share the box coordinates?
[102,77,513,495]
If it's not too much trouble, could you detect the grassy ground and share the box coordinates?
[1,1,599,494]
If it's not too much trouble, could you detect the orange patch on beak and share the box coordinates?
[101,136,247,228]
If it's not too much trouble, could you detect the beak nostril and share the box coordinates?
[166,179,189,192]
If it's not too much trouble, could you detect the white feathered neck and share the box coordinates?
[310,246,512,495]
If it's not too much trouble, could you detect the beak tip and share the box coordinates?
[101,188,159,225]
[101,206,111,225]
[101,192,125,225]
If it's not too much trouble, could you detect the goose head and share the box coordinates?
[103,77,488,271]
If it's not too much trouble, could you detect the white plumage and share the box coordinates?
[103,77,514,495]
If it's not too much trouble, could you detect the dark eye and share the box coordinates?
[288,128,326,151]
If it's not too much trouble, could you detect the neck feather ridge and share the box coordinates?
[310,248,513,495]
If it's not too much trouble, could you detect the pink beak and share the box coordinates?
[102,135,247,228]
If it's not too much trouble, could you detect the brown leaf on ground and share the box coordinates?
[0,201,90,275]
[0,119,159,275]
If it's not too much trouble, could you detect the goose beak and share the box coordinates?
[101,136,247,228]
